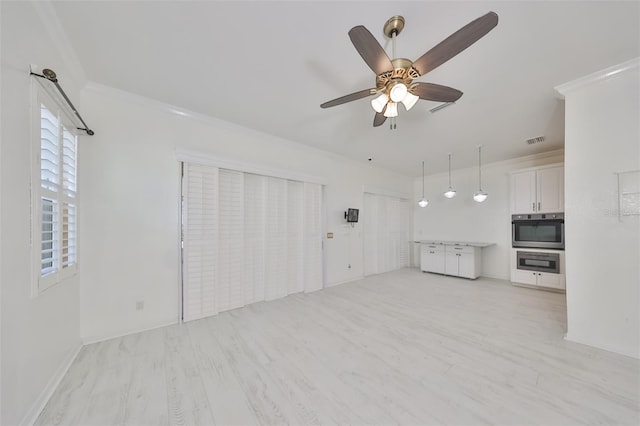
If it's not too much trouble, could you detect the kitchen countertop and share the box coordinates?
[414,240,495,248]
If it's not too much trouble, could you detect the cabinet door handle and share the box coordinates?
[538,202,541,211]
[532,202,536,211]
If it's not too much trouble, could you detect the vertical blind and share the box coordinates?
[182,163,323,322]
[363,193,410,276]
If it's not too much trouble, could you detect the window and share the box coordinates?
[33,89,78,293]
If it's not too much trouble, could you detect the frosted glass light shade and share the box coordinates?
[473,191,488,202]
[402,92,419,111]
[389,82,408,102]
[443,188,457,198]
[384,102,398,118]
[418,198,429,208]
[371,93,388,113]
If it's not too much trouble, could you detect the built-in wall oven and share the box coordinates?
[516,250,560,274]
[512,213,564,250]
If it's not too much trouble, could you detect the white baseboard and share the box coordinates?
[82,317,179,346]
[20,342,82,426]
[325,276,365,288]
[564,333,640,359]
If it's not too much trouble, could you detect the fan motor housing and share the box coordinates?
[376,58,419,92]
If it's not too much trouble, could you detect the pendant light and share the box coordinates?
[418,160,429,207]
[473,145,488,202]
[443,153,456,198]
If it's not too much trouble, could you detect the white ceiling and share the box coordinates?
[50,1,639,176]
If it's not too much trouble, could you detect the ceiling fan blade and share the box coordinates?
[412,82,463,102]
[320,88,375,108]
[373,108,387,127]
[348,25,394,75]
[412,11,498,76]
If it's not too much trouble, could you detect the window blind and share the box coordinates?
[36,101,78,291]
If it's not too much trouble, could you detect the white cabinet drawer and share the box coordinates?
[445,245,475,254]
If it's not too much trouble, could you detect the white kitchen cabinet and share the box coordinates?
[511,269,565,290]
[510,248,566,291]
[510,165,564,214]
[419,241,491,279]
[445,245,481,279]
[421,244,445,274]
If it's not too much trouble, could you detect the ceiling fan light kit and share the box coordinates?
[383,102,398,118]
[371,93,388,113]
[320,11,499,129]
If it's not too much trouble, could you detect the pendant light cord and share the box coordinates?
[448,153,452,187]
[422,160,425,198]
[478,146,483,190]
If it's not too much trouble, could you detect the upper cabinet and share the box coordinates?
[511,164,564,214]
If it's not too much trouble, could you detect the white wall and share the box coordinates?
[0,2,84,424]
[557,59,640,359]
[78,83,412,342]
[413,151,564,280]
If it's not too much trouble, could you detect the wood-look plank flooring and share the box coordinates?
[36,268,640,425]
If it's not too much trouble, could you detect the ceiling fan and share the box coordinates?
[320,12,498,128]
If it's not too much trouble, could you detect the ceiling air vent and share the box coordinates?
[526,136,545,145]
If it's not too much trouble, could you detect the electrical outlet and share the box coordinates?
[136,301,144,311]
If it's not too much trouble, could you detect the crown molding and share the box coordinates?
[31,0,87,86]
[555,57,639,98]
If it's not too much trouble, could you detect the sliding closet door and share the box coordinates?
[243,173,266,304]
[303,182,323,292]
[182,163,324,322]
[363,192,410,276]
[287,181,305,295]
[182,163,219,322]
[264,177,288,301]
[218,170,245,312]
[363,193,379,276]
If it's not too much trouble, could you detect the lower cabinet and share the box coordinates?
[510,249,566,291]
[511,269,565,290]
[445,245,481,279]
[421,244,482,279]
[421,244,445,274]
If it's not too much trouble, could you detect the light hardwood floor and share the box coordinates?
[36,268,640,425]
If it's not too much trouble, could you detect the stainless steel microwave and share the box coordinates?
[512,213,564,250]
